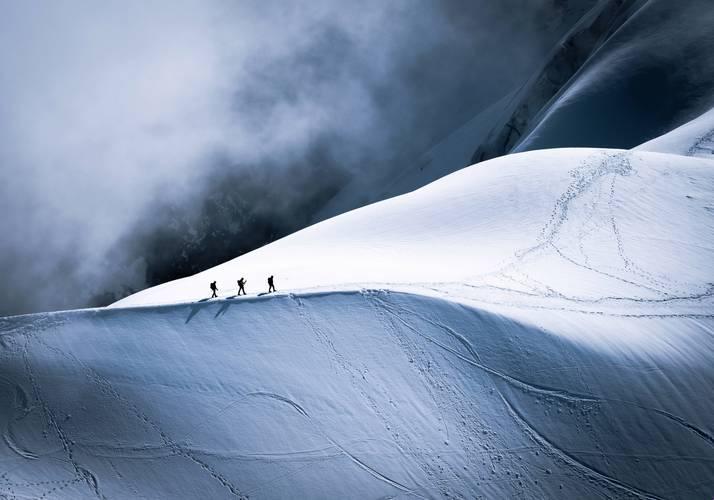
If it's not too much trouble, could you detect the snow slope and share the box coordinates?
[116,148,714,308]
[2,147,713,498]
[636,106,714,158]
[3,287,713,499]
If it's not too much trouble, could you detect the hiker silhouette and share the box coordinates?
[267,275,276,293]
[210,281,218,298]
[237,277,247,296]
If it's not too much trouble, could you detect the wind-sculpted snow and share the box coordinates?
[1,289,713,499]
[2,147,713,498]
[471,0,638,163]
[511,1,714,154]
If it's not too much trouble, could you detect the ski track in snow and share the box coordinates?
[373,290,714,498]
[477,152,668,298]
[686,126,714,158]
[371,295,598,404]
[498,395,666,500]
[20,334,248,500]
[18,334,107,500]
[245,391,419,497]
[0,376,36,462]
[419,151,714,322]
[291,295,435,497]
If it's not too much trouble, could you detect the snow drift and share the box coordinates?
[1,146,713,498]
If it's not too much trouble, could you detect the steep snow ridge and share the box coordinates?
[636,106,714,158]
[2,147,713,498]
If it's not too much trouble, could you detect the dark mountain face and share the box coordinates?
[510,0,714,153]
[469,0,714,163]
[471,0,643,163]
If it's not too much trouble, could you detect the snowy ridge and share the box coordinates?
[1,146,713,498]
[636,106,714,158]
[115,148,714,310]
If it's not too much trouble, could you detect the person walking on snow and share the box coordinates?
[267,275,276,293]
[237,277,247,296]
[210,281,218,298]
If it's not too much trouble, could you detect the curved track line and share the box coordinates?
[499,394,667,500]
[247,390,419,496]
[373,295,599,404]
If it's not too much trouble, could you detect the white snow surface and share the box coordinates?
[116,148,714,310]
[2,147,713,498]
[636,106,714,158]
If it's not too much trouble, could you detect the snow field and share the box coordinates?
[2,288,713,498]
[2,143,713,498]
[115,148,714,311]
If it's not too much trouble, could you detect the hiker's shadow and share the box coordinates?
[214,301,232,318]
[186,298,211,323]
[185,298,237,323]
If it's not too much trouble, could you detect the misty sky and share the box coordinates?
[0,0,598,315]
